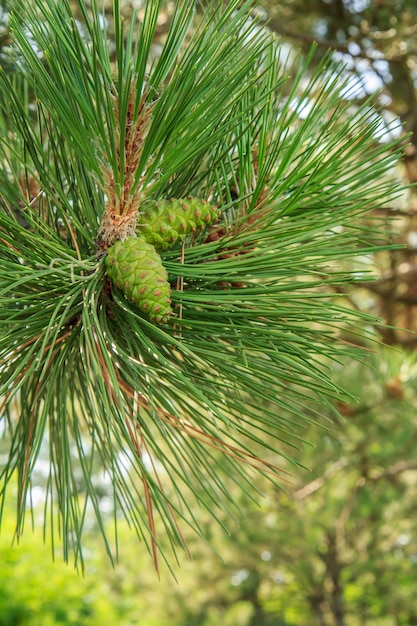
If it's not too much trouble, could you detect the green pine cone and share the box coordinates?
[138,198,219,250]
[105,237,173,323]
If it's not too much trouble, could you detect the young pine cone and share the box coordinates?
[138,198,219,250]
[105,236,172,324]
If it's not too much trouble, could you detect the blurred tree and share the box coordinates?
[261,0,417,344]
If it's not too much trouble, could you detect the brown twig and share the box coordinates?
[293,459,349,501]
[98,87,153,248]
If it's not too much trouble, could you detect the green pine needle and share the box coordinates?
[0,0,404,570]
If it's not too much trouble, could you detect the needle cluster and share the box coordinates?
[0,0,404,570]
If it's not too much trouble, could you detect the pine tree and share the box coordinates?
[0,0,404,571]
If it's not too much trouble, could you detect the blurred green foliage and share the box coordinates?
[0,515,130,625]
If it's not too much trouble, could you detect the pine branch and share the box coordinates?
[0,0,405,568]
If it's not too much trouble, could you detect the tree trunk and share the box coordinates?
[318,530,347,626]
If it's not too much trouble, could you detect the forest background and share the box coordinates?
[0,1,417,625]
